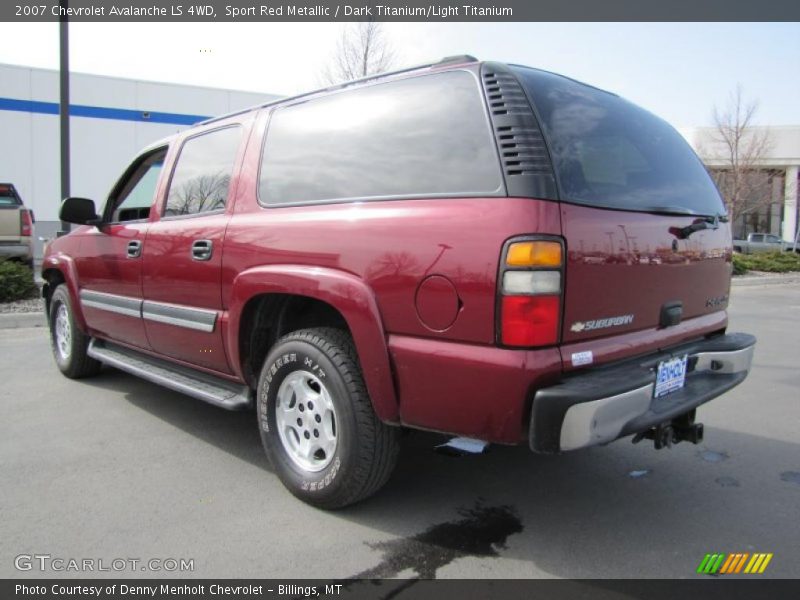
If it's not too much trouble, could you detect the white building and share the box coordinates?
[0,63,280,258]
[681,125,800,242]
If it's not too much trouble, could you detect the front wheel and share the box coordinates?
[48,284,101,379]
[257,328,399,509]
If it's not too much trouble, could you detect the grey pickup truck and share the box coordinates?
[733,232,798,254]
[0,183,34,267]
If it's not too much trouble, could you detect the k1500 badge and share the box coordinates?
[571,314,634,333]
[705,294,729,308]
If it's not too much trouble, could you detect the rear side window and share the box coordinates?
[511,67,726,216]
[164,126,242,217]
[259,71,503,206]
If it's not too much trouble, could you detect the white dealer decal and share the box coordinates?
[571,351,594,366]
[570,314,634,333]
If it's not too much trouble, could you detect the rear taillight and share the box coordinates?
[20,209,33,237]
[498,239,563,347]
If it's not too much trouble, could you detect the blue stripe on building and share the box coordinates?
[0,97,209,125]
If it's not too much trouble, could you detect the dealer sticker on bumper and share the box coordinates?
[654,354,688,398]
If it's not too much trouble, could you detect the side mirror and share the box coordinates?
[59,197,100,226]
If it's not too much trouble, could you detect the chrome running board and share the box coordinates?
[87,339,252,411]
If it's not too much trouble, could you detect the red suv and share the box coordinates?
[43,57,755,508]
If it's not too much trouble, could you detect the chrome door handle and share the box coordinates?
[192,239,213,261]
[127,240,142,258]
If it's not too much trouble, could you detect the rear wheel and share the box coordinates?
[257,328,399,509]
[48,285,101,379]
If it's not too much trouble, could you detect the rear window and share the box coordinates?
[0,185,21,207]
[259,70,504,206]
[511,67,726,217]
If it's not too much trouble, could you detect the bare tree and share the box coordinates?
[167,172,230,215]
[320,22,396,85]
[707,85,773,230]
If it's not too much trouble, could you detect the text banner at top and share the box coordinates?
[4,0,800,22]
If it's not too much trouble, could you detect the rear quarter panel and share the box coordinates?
[222,196,562,440]
[222,197,562,345]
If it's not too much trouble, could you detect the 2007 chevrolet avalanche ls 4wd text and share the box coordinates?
[42,57,755,508]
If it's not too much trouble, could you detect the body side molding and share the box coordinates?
[80,289,142,318]
[141,300,217,332]
[78,290,219,332]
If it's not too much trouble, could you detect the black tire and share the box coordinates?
[48,285,101,379]
[257,327,399,509]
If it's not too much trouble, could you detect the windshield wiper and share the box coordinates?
[670,214,727,240]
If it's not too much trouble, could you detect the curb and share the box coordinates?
[0,313,47,329]
[731,274,800,287]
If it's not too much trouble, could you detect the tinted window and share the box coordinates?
[260,71,503,205]
[165,126,241,216]
[511,67,726,216]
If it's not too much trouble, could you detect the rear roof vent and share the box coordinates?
[481,63,558,200]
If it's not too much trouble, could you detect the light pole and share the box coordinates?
[58,0,70,236]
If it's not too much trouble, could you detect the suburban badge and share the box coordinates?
[571,314,634,333]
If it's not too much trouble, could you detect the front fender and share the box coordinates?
[227,265,399,423]
[41,253,87,330]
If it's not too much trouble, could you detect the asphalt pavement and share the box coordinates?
[1,283,798,579]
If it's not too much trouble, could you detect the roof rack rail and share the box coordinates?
[322,54,478,92]
[436,55,479,65]
[198,55,481,127]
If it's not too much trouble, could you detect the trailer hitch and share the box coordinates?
[632,410,704,449]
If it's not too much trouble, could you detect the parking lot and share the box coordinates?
[2,282,798,579]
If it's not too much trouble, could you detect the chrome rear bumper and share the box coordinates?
[529,333,756,453]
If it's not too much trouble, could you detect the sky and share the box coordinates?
[0,21,797,128]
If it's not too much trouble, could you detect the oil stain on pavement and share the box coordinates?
[780,471,800,485]
[353,502,523,579]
